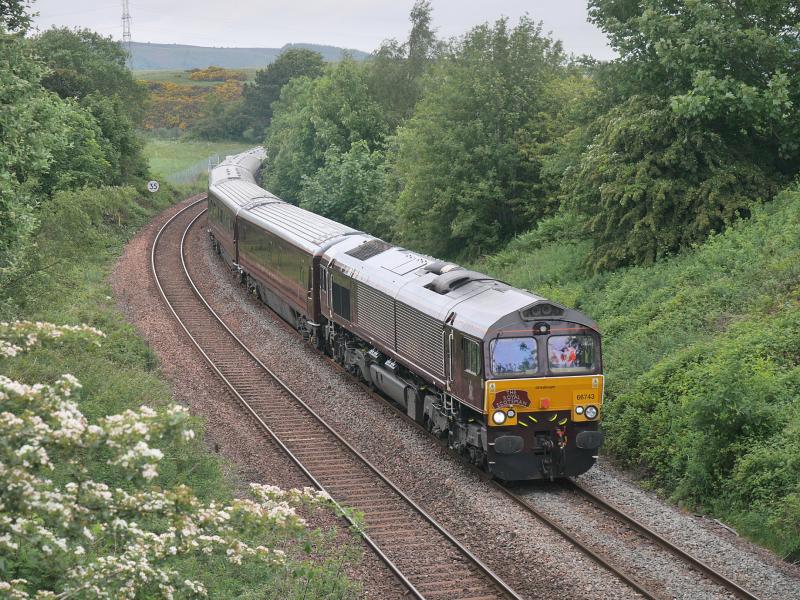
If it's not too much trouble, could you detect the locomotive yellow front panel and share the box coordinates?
[484,375,604,426]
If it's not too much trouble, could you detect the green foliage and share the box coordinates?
[569,95,775,270]
[391,17,567,258]
[0,31,118,285]
[0,186,361,597]
[0,30,55,284]
[299,141,391,236]
[80,92,148,185]
[571,0,800,269]
[366,0,438,125]
[193,92,248,141]
[265,58,389,203]
[242,48,325,137]
[32,27,147,123]
[477,186,800,557]
[1,22,153,290]
[31,27,149,185]
[0,0,33,33]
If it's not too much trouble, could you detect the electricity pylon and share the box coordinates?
[122,0,132,62]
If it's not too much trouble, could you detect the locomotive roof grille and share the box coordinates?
[345,239,394,261]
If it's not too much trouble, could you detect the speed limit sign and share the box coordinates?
[147,180,160,193]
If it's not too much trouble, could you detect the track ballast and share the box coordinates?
[151,199,521,600]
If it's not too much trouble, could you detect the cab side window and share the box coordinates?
[462,337,480,375]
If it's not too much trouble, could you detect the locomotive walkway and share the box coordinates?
[151,198,522,600]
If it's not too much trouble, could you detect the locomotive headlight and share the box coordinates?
[575,406,584,415]
[584,405,598,420]
[492,410,507,425]
[507,409,516,418]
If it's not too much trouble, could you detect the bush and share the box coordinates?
[569,96,777,271]
[476,186,800,555]
[0,185,361,596]
[188,66,247,82]
[0,322,352,598]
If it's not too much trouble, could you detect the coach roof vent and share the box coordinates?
[425,270,495,295]
[345,239,394,261]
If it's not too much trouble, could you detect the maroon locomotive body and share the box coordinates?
[207,148,604,480]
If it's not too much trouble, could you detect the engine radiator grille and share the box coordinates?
[396,302,444,379]
[354,282,395,349]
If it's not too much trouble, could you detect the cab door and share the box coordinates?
[454,333,483,409]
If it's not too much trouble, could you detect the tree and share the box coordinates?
[367,0,438,124]
[568,96,774,271]
[0,30,55,284]
[241,48,324,137]
[0,0,33,33]
[391,17,566,258]
[1,25,143,289]
[407,0,436,79]
[299,141,391,236]
[32,27,147,123]
[31,28,149,185]
[264,58,389,203]
[570,0,800,269]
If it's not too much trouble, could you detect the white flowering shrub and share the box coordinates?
[0,321,106,359]
[0,322,350,598]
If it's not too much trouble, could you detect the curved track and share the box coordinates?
[288,291,764,600]
[558,480,762,600]
[152,198,522,600]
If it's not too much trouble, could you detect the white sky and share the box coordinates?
[31,0,615,60]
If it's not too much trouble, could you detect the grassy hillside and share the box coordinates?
[478,188,800,559]
[130,42,369,71]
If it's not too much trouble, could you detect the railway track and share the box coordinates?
[501,481,763,600]
[151,198,522,600]
[559,480,762,600]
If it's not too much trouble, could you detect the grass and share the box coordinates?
[136,68,258,86]
[144,138,253,185]
[0,183,361,595]
[476,188,800,559]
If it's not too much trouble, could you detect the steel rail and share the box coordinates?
[300,294,764,600]
[174,200,761,600]
[563,480,762,600]
[177,200,660,599]
[319,340,758,600]
[151,198,423,599]
[151,198,522,600]
[326,362,662,600]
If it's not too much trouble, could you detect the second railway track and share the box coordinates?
[152,198,521,600]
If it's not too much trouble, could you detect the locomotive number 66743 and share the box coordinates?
[207,148,605,480]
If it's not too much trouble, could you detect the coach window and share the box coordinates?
[462,337,480,375]
[320,267,327,291]
[331,278,351,321]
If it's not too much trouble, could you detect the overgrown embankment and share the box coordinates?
[478,187,800,559]
[0,185,359,596]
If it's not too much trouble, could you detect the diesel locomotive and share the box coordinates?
[207,148,605,480]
